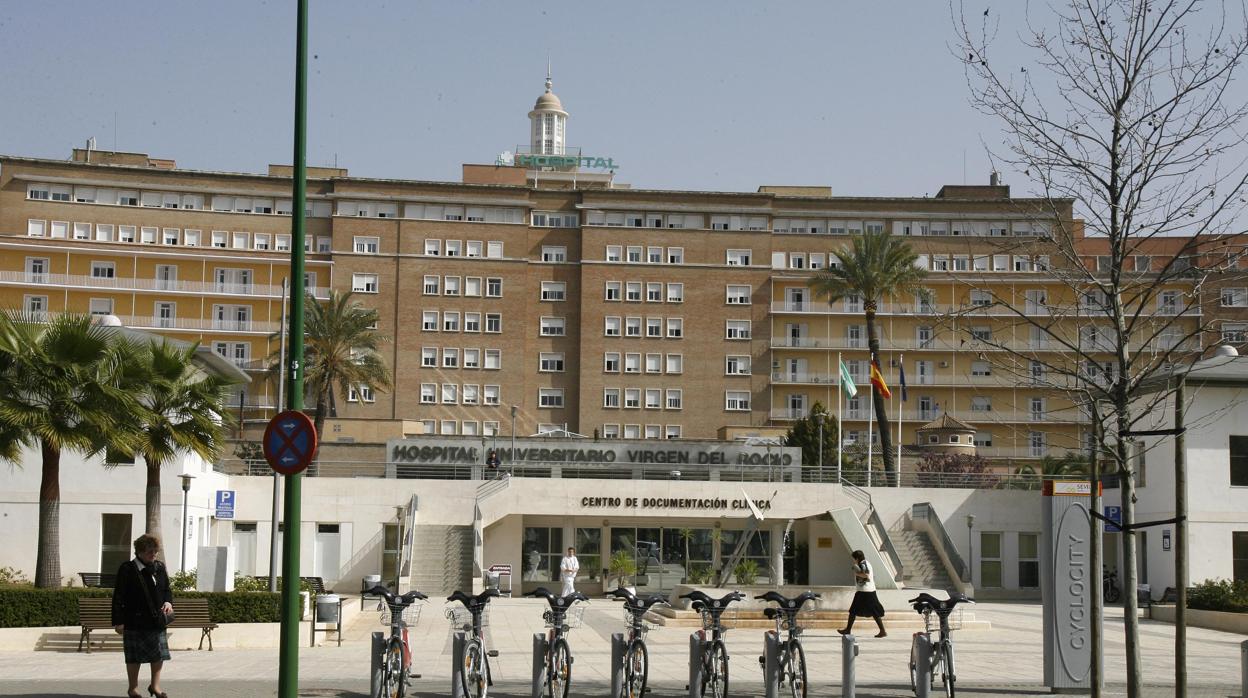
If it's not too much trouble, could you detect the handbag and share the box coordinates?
[138,563,176,629]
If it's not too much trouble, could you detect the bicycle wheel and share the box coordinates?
[462,638,488,698]
[1106,584,1121,603]
[940,641,956,698]
[547,637,572,698]
[701,639,730,698]
[784,640,807,698]
[381,638,406,698]
[623,639,648,698]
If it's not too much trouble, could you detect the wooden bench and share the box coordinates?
[1159,586,1198,604]
[77,597,218,652]
[251,575,328,594]
[78,572,116,588]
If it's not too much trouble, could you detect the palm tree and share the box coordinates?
[0,313,141,587]
[303,291,392,438]
[811,230,927,485]
[133,340,238,543]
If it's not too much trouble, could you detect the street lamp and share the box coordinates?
[966,514,976,583]
[179,474,196,573]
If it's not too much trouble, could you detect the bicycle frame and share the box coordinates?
[908,592,973,697]
[369,585,428,698]
[756,591,819,698]
[448,588,500,697]
[526,587,588,698]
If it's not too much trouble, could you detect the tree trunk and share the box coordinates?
[35,441,61,588]
[313,389,328,439]
[145,458,163,553]
[864,309,896,485]
[1116,414,1143,697]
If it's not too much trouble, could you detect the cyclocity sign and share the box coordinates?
[1041,479,1099,691]
[263,410,318,476]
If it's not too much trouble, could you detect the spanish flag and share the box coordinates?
[869,359,892,399]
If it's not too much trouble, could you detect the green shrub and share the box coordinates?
[733,559,760,585]
[0,567,30,586]
[170,568,197,592]
[0,588,282,627]
[686,564,713,585]
[1188,578,1248,613]
[609,550,637,585]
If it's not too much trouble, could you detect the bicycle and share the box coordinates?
[447,588,500,698]
[608,586,669,698]
[755,590,821,698]
[908,591,974,698]
[1103,567,1122,603]
[679,589,745,698]
[368,585,428,698]
[526,587,589,698]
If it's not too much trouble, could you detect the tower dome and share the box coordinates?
[528,70,567,156]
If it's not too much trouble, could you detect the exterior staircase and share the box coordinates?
[405,524,473,595]
[892,530,956,592]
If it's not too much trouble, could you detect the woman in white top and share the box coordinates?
[559,547,579,596]
[838,549,887,637]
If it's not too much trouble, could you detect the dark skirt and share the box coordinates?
[848,591,885,618]
[123,628,170,664]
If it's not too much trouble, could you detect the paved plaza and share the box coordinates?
[0,599,1240,697]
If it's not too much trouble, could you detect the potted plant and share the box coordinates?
[609,550,638,593]
[733,559,760,586]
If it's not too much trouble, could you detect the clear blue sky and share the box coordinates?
[0,2,1083,196]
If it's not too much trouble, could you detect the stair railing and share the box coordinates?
[910,503,970,584]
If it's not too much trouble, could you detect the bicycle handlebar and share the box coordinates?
[368,585,428,606]
[447,588,500,608]
[908,591,974,614]
[608,587,669,611]
[525,587,589,609]
[754,590,821,611]
[678,589,745,608]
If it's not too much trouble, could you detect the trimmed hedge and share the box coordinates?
[0,587,282,628]
[1188,579,1248,614]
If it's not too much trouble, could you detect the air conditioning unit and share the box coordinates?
[939,361,950,368]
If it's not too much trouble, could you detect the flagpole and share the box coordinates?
[897,352,903,482]
[837,352,843,482]
[867,383,874,487]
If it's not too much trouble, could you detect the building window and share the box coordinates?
[352,273,379,293]
[541,246,567,262]
[443,311,460,332]
[464,349,481,369]
[464,312,481,333]
[979,532,1002,588]
[539,317,565,336]
[627,246,642,263]
[646,282,663,302]
[1231,436,1248,486]
[420,384,436,404]
[443,277,461,296]
[646,318,662,338]
[624,353,641,374]
[423,276,440,295]
[667,248,685,264]
[538,389,565,408]
[445,240,462,256]
[626,282,642,302]
[726,355,751,375]
[624,389,640,409]
[666,354,683,374]
[666,318,683,338]
[442,384,459,404]
[421,348,437,367]
[726,249,752,266]
[442,348,460,368]
[645,389,661,409]
[1018,533,1040,588]
[625,317,641,337]
[725,391,751,411]
[541,282,566,301]
[666,389,683,410]
[1235,532,1248,583]
[539,352,564,372]
[665,425,682,439]
[667,283,684,303]
[483,385,500,405]
[606,245,622,262]
[604,389,620,408]
[605,282,621,301]
[645,353,662,373]
[970,361,991,377]
[726,285,751,305]
[486,278,502,297]
[726,320,751,339]
[605,317,621,337]
[352,236,380,254]
[485,314,501,333]
[523,527,563,582]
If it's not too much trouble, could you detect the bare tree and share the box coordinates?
[955,2,1248,695]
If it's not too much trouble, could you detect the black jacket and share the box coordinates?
[110,559,173,629]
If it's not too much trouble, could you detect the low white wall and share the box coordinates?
[1149,604,1248,635]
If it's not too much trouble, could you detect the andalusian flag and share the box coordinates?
[838,360,858,398]
[870,360,893,399]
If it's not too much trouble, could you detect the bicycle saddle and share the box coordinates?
[369,585,428,604]
[448,588,499,607]
[679,590,745,609]
[754,590,821,611]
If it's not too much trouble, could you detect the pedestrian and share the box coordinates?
[485,449,501,478]
[838,549,887,638]
[112,533,175,698]
[559,546,579,596]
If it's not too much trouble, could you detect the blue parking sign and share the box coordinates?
[215,490,236,520]
[1103,505,1122,532]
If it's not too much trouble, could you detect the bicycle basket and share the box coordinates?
[381,603,422,628]
[622,606,651,634]
[445,605,489,633]
[546,605,587,630]
[779,607,815,632]
[924,607,963,633]
[700,606,738,632]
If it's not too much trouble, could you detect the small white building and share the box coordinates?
[1112,347,1248,595]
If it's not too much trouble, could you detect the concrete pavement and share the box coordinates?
[0,597,1240,696]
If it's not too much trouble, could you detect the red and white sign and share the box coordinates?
[488,564,512,575]
[1046,481,1093,496]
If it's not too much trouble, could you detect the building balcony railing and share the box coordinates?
[770,407,1086,425]
[770,371,1047,388]
[770,300,1202,318]
[114,315,280,334]
[0,270,330,300]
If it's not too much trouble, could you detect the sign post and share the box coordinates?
[1042,480,1101,692]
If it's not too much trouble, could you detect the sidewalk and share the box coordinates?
[0,599,1239,696]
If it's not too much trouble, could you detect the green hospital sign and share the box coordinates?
[516,154,619,170]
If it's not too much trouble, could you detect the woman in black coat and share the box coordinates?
[111,534,174,698]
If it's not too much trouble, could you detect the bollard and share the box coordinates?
[532,632,549,698]
[1241,639,1247,698]
[451,631,466,698]
[841,633,859,698]
[370,631,385,698]
[763,631,781,698]
[914,633,933,698]
[611,632,626,698]
[687,631,705,698]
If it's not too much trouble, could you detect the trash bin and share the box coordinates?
[362,574,381,592]
[316,594,341,623]
[485,571,500,591]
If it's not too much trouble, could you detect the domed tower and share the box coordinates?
[528,69,567,156]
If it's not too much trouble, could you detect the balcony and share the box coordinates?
[771,299,1203,319]
[771,407,1086,425]
[0,271,330,300]
[114,315,280,334]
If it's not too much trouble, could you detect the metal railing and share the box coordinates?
[868,505,905,583]
[911,503,970,582]
[0,270,330,300]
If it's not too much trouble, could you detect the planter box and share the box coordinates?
[1150,603,1248,634]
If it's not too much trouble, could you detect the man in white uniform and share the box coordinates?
[559,547,579,596]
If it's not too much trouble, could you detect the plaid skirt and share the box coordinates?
[123,628,170,664]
